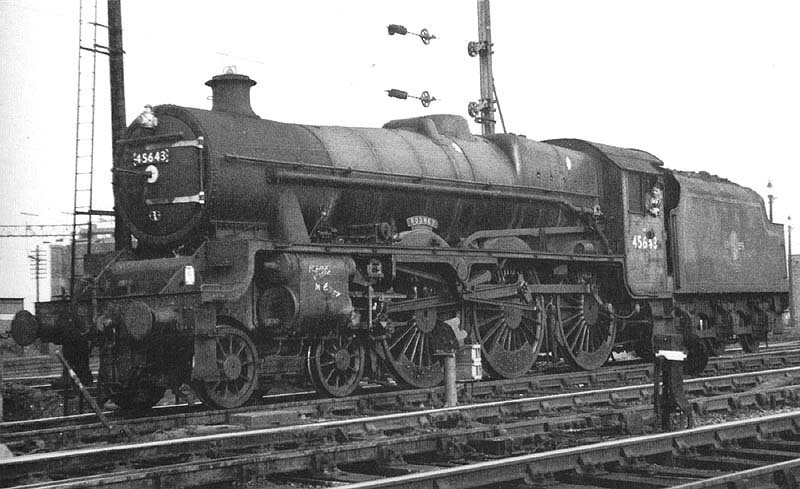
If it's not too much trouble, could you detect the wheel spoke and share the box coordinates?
[563,319,580,340]
[580,321,591,353]
[388,324,413,350]
[499,325,511,350]
[399,329,419,359]
[481,320,504,342]
[477,312,504,327]
[416,334,426,367]
[568,320,585,351]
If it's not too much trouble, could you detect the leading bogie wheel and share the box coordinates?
[193,325,259,409]
[307,333,366,397]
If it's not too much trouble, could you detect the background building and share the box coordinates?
[49,229,115,300]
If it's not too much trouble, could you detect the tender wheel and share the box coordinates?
[307,333,365,397]
[634,338,655,362]
[193,325,258,409]
[382,309,457,389]
[684,334,709,375]
[706,339,725,357]
[554,287,617,371]
[473,298,544,378]
[738,333,760,353]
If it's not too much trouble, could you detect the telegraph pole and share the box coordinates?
[108,0,131,251]
[467,0,498,135]
[28,245,47,304]
[476,0,495,135]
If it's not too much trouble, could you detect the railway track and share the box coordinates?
[2,356,99,387]
[4,345,800,449]
[2,356,62,384]
[330,411,800,489]
[2,362,799,487]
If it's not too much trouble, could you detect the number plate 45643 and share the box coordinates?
[132,148,170,166]
[632,234,658,250]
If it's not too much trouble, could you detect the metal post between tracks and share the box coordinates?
[442,352,457,407]
[654,350,692,431]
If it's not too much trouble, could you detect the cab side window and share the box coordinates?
[627,173,645,214]
[628,173,663,216]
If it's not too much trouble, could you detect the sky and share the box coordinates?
[0,0,798,308]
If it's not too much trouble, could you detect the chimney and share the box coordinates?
[205,72,258,117]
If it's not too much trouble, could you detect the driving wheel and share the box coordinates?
[554,285,617,371]
[473,298,544,378]
[382,308,457,389]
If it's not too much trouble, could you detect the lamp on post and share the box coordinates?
[767,181,775,222]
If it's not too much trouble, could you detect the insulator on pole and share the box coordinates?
[386,24,436,44]
[386,89,437,107]
[386,89,408,100]
[387,24,408,36]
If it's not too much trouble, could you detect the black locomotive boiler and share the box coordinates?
[12,73,789,409]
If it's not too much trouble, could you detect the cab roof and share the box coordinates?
[546,138,664,175]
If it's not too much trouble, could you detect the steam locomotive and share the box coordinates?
[11,73,789,409]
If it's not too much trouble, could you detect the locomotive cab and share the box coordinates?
[546,139,671,298]
[622,169,670,296]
